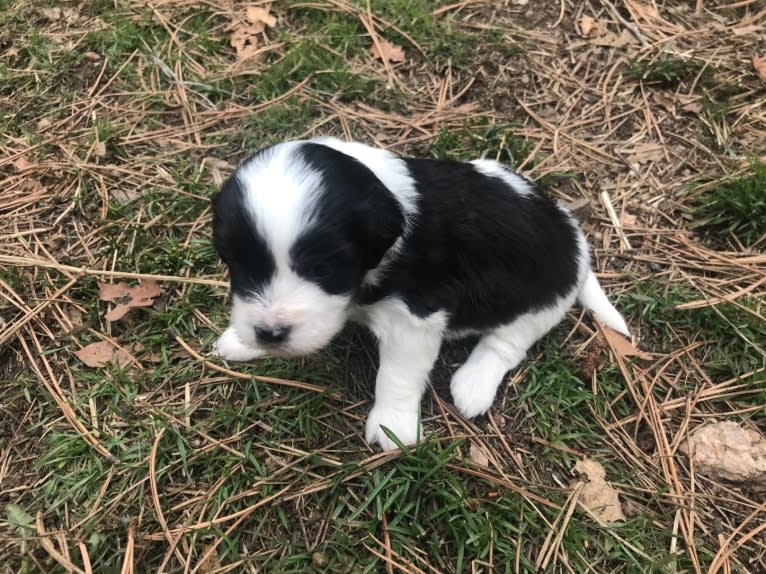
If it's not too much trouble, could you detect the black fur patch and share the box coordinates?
[358,158,581,331]
[211,172,276,297]
[291,143,405,295]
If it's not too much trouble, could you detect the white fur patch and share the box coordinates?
[361,298,447,450]
[238,142,323,257]
[470,159,535,196]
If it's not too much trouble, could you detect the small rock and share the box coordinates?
[680,422,766,491]
[312,551,328,568]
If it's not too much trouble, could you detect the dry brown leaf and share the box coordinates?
[98,280,161,321]
[110,187,140,205]
[230,4,277,62]
[625,0,660,20]
[572,459,625,522]
[753,56,766,82]
[680,100,703,114]
[74,341,132,368]
[621,142,665,164]
[12,157,32,172]
[246,6,277,30]
[651,92,703,116]
[578,16,605,38]
[468,442,489,467]
[602,326,651,360]
[371,40,406,64]
[620,212,637,227]
[680,422,766,491]
[39,7,76,21]
[591,29,636,48]
[198,544,222,574]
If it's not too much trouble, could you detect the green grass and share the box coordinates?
[627,56,707,88]
[426,119,533,164]
[619,279,765,395]
[689,161,766,247]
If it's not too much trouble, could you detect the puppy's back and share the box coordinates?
[362,157,585,331]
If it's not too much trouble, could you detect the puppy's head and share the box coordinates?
[212,141,404,357]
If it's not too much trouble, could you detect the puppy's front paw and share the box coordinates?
[213,327,264,362]
[365,405,421,451]
[450,363,500,419]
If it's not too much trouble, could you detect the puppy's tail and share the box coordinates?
[578,270,630,337]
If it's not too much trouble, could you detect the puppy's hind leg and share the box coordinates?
[450,335,522,419]
[451,305,572,419]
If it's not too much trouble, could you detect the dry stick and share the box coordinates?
[78,542,93,574]
[397,544,444,574]
[186,487,294,574]
[431,0,491,17]
[381,512,394,574]
[159,470,238,573]
[427,385,457,443]
[446,464,560,510]
[145,484,292,540]
[363,541,428,574]
[35,512,86,574]
[676,275,766,309]
[0,255,228,287]
[536,483,582,571]
[487,413,529,482]
[282,451,402,502]
[600,190,632,251]
[645,378,702,573]
[359,3,398,91]
[18,330,116,462]
[149,428,187,567]
[119,523,135,574]
[73,466,115,530]
[603,0,650,46]
[610,378,761,428]
[708,500,766,574]
[174,334,340,396]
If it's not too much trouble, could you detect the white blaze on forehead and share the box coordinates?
[236,142,324,259]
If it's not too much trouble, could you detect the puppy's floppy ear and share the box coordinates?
[349,176,405,270]
[300,143,405,270]
[210,176,243,264]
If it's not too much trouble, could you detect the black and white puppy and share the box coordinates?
[211,137,630,451]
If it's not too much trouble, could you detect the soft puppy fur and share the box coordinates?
[212,137,630,450]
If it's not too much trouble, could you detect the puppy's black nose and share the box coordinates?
[255,325,290,344]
